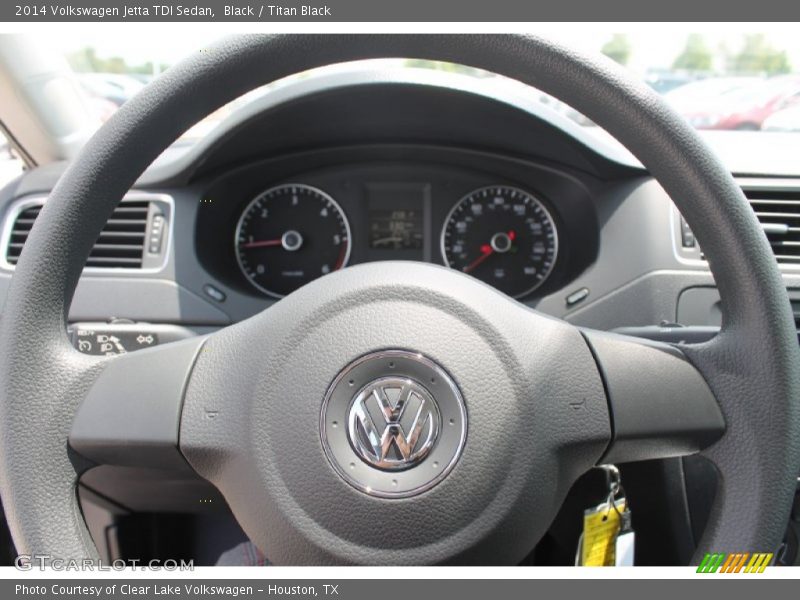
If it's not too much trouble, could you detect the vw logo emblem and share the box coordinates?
[347,377,440,470]
[321,350,467,498]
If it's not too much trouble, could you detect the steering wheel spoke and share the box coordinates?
[582,330,725,464]
[69,336,207,472]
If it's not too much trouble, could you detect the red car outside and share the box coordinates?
[676,76,800,130]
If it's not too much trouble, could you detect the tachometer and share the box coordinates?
[441,185,558,298]
[235,184,351,297]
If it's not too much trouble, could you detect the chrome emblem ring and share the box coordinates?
[321,350,467,498]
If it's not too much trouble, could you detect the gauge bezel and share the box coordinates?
[234,183,352,298]
[440,184,559,299]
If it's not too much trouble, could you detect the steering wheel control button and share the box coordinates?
[321,350,467,498]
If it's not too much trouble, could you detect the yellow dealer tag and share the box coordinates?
[581,499,626,566]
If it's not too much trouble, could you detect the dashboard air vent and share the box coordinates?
[6,200,151,269]
[743,188,800,264]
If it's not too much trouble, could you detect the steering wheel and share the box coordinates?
[1,35,798,565]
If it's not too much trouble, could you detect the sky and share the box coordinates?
[30,23,800,76]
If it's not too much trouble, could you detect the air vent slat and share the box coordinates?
[84,257,144,266]
[110,206,149,212]
[91,243,146,252]
[103,219,148,226]
[6,200,152,269]
[754,211,800,220]
[96,232,146,241]
[749,199,800,206]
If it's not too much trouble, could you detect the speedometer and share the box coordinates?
[235,183,351,298]
[441,185,558,298]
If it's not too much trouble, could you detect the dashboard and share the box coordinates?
[3,69,800,341]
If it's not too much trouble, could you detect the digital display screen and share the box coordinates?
[369,209,423,250]
[365,183,430,260]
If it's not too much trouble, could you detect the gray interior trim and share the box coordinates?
[70,336,206,470]
[583,330,725,464]
[0,190,175,274]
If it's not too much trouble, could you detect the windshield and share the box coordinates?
[3,26,800,186]
[0,131,24,183]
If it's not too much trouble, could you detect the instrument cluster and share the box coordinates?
[234,181,559,299]
[195,153,599,304]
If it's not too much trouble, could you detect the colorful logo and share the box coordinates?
[697,552,774,573]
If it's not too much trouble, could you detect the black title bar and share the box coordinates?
[3,0,800,22]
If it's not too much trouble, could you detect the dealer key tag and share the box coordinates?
[579,498,627,566]
[577,464,635,566]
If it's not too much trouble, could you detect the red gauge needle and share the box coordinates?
[242,239,282,249]
[334,243,348,270]
[463,244,493,273]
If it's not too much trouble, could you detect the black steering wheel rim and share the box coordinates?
[1,34,798,565]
